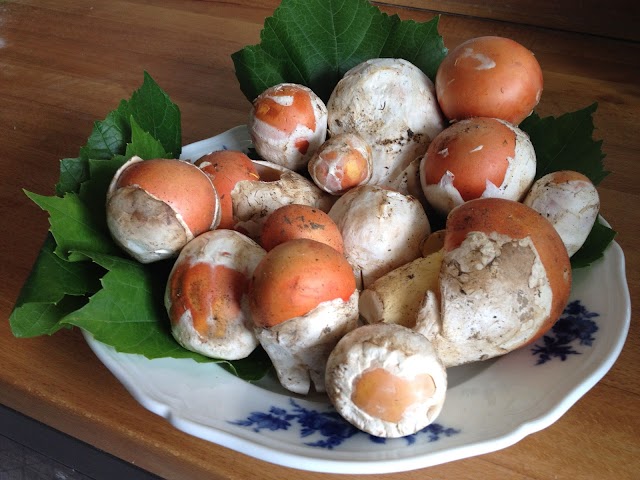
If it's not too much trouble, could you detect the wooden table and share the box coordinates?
[1,1,638,478]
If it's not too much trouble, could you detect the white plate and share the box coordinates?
[83,127,631,474]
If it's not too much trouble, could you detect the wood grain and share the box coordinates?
[380,0,640,42]
[1,1,638,479]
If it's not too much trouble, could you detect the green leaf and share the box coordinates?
[10,297,88,338]
[25,190,119,261]
[9,234,103,337]
[520,103,610,185]
[125,116,169,160]
[78,155,129,234]
[570,219,617,269]
[79,103,130,161]
[60,252,272,379]
[56,157,90,196]
[127,72,182,158]
[232,0,447,103]
[379,16,446,81]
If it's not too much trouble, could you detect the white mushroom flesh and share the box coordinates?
[325,323,447,438]
[231,160,334,242]
[419,231,552,367]
[255,290,359,395]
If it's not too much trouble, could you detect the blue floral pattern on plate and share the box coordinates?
[230,398,460,448]
[531,300,599,364]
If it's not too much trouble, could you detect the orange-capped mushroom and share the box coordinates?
[420,117,536,215]
[249,238,359,394]
[249,238,355,328]
[260,204,344,253]
[195,150,260,230]
[249,83,327,171]
[435,36,543,125]
[417,198,572,367]
[106,156,220,263]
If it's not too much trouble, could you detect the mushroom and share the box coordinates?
[308,132,373,195]
[106,156,220,263]
[417,198,572,367]
[328,184,431,289]
[248,238,359,394]
[420,117,536,215]
[248,83,328,171]
[195,150,260,230]
[259,204,344,253]
[523,170,600,256]
[435,36,543,125]
[327,58,446,186]
[325,323,447,438]
[231,160,335,243]
[165,229,266,360]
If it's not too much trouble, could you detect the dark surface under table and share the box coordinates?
[0,405,161,480]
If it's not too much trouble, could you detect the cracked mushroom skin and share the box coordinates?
[420,117,536,215]
[435,36,543,125]
[165,229,265,360]
[327,58,445,186]
[106,156,220,263]
[418,198,571,367]
[328,185,431,289]
[195,150,260,230]
[325,323,447,438]
[524,170,600,257]
[248,83,328,171]
[231,160,334,242]
[249,238,358,394]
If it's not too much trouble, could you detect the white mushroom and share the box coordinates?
[165,229,266,360]
[327,58,445,186]
[328,184,431,289]
[325,323,447,438]
[524,170,600,256]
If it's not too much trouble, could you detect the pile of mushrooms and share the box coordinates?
[105,35,602,439]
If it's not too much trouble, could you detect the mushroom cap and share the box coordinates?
[248,238,356,328]
[328,184,431,289]
[260,203,344,253]
[195,150,260,230]
[524,170,600,256]
[420,117,536,215]
[106,156,220,263]
[422,198,571,367]
[435,36,543,125]
[249,83,328,171]
[327,58,445,186]
[325,323,447,438]
[308,132,373,195]
[165,229,266,360]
